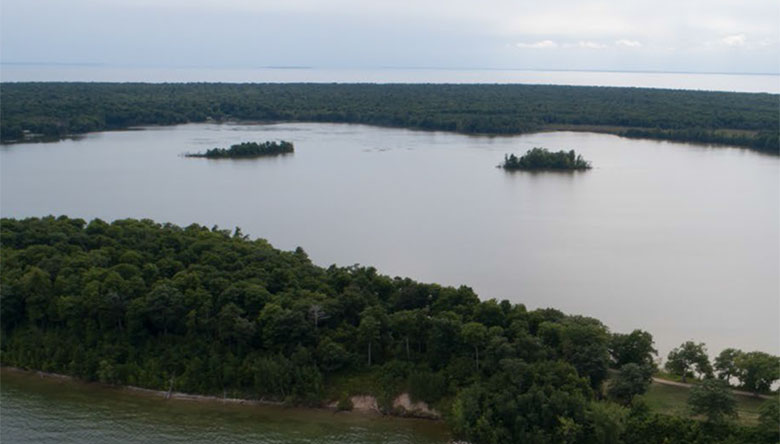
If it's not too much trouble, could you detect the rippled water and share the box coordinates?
[1,123,778,359]
[0,370,450,444]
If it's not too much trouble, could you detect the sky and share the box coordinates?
[1,0,779,74]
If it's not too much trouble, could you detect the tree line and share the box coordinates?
[664,341,779,394]
[1,83,777,154]
[1,216,777,444]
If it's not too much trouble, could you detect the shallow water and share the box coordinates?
[1,122,778,359]
[0,370,450,444]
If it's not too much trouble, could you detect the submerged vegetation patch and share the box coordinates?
[185,141,293,158]
[501,147,592,170]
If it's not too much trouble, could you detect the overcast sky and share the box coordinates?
[2,0,778,73]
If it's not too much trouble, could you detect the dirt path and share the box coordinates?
[652,377,773,400]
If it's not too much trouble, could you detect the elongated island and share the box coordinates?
[186,141,293,158]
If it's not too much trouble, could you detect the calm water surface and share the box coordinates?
[0,369,449,444]
[2,65,778,93]
[1,123,778,359]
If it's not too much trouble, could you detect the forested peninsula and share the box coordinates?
[2,216,778,444]
[185,141,293,159]
[1,83,778,154]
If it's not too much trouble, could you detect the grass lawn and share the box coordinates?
[643,381,769,425]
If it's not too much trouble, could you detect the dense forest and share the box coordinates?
[1,83,777,154]
[502,148,591,170]
[186,141,294,159]
[1,216,778,444]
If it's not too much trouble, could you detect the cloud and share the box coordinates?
[575,41,607,49]
[616,39,642,48]
[516,40,557,49]
[720,34,746,46]
[559,41,607,49]
[3,0,779,73]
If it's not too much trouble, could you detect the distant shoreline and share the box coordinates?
[2,120,773,156]
[2,83,776,153]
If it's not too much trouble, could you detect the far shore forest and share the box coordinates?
[1,83,778,154]
[1,217,778,444]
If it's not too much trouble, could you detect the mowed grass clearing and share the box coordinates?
[643,381,768,425]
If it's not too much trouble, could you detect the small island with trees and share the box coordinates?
[185,141,294,159]
[501,147,592,171]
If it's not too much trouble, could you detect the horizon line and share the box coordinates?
[1,62,778,77]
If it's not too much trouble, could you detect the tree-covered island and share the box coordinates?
[1,216,778,444]
[501,147,592,170]
[185,141,293,158]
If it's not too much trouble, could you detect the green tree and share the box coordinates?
[451,359,592,444]
[141,281,185,335]
[20,266,52,324]
[665,341,712,383]
[1,283,25,331]
[560,317,611,390]
[217,302,255,346]
[427,312,462,369]
[608,363,652,405]
[462,322,488,370]
[735,351,780,394]
[389,309,423,360]
[757,397,780,442]
[610,330,657,368]
[585,401,628,444]
[358,315,380,366]
[315,337,349,372]
[714,348,743,382]
[687,378,737,423]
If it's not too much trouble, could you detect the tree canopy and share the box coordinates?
[501,148,591,171]
[665,341,713,383]
[687,379,737,423]
[185,141,293,159]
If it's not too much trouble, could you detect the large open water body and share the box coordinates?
[1,65,779,93]
[1,122,778,359]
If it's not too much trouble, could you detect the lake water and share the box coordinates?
[0,369,449,444]
[1,123,778,360]
[1,65,779,93]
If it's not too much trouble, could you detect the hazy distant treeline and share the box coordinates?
[1,83,777,153]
